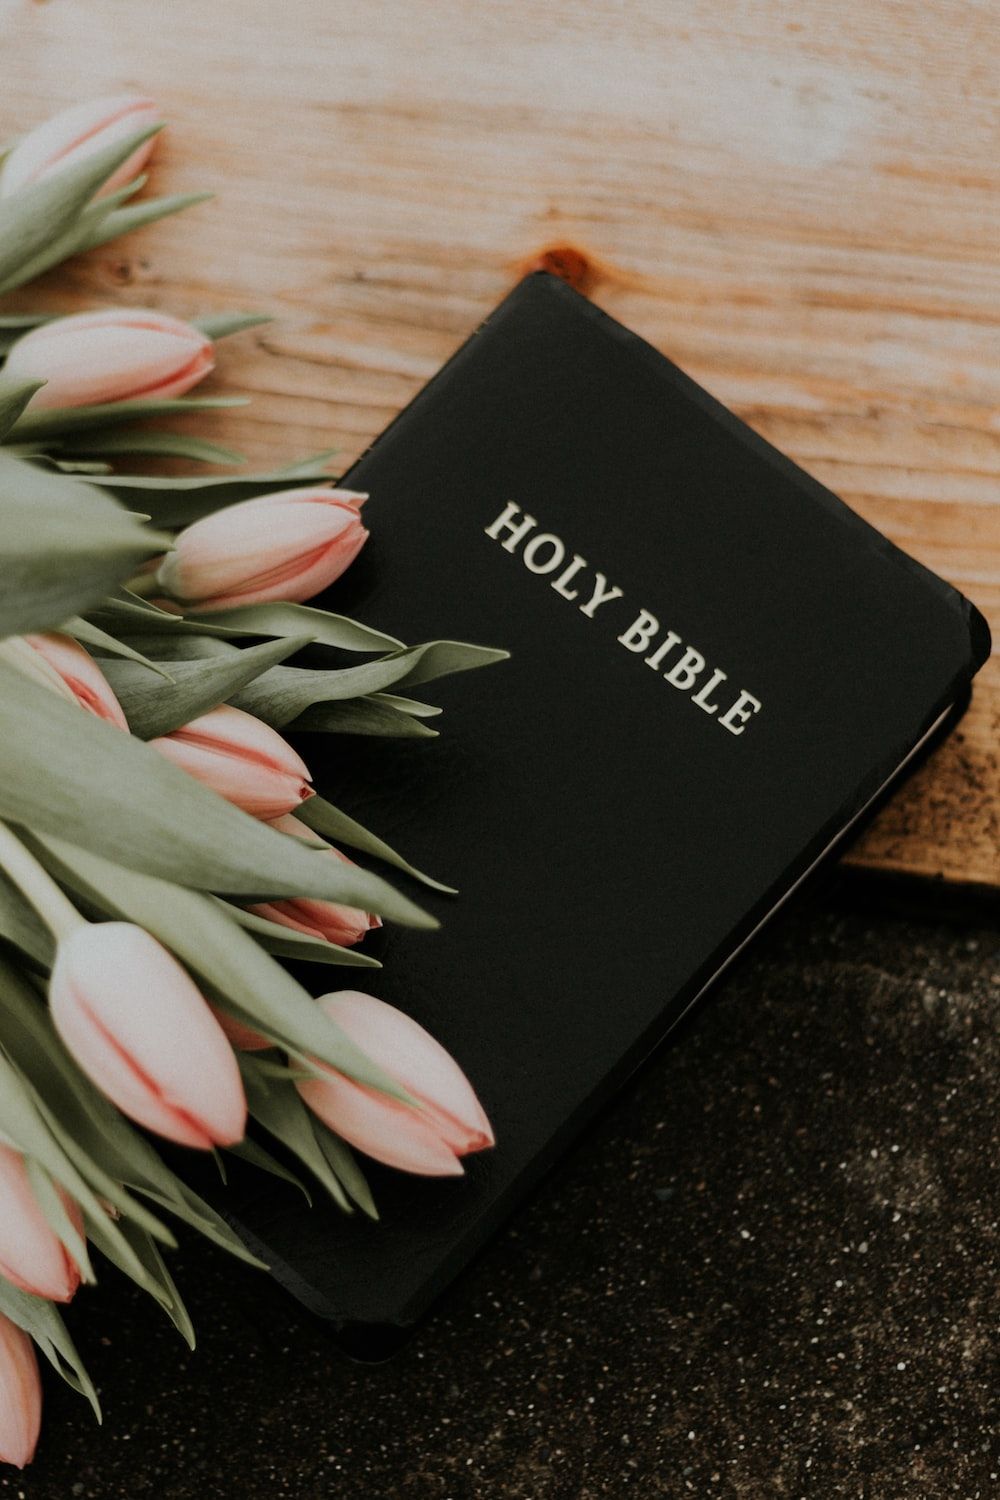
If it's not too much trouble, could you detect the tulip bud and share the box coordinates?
[49,922,247,1150]
[4,308,214,411]
[0,1146,82,1304]
[0,1314,41,1470]
[155,487,369,612]
[248,814,381,946]
[22,634,128,730]
[296,991,494,1177]
[149,705,313,820]
[0,94,160,200]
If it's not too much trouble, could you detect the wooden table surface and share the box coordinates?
[3,0,998,888]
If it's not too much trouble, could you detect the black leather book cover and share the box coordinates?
[221,273,990,1338]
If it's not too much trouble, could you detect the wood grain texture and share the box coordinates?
[2,0,997,886]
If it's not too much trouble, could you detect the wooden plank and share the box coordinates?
[2,0,997,886]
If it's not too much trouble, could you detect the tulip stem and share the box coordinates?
[0,821,85,943]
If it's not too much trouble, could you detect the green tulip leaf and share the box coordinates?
[84,597,254,644]
[0,868,54,967]
[287,697,439,738]
[60,615,175,679]
[193,312,272,341]
[73,191,213,258]
[10,449,114,474]
[100,1219,196,1349]
[240,1055,352,1214]
[25,1158,94,1282]
[0,175,148,294]
[0,374,45,438]
[100,635,313,739]
[41,1111,176,1275]
[230,639,506,725]
[107,172,148,203]
[0,660,432,923]
[373,692,443,718]
[189,601,405,654]
[297,796,456,896]
[78,1204,167,1303]
[77,463,342,527]
[312,1123,377,1219]
[287,699,434,735]
[227,1134,311,1203]
[137,1179,268,1269]
[0,188,205,296]
[387,640,511,691]
[0,451,170,638]
[0,1279,100,1418]
[113,587,170,612]
[272,449,340,477]
[9,395,249,444]
[99,632,237,662]
[64,429,245,465]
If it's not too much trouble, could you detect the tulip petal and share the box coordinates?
[297,1071,465,1177]
[149,705,313,820]
[190,525,367,611]
[248,897,378,946]
[49,923,246,1149]
[157,493,366,606]
[159,704,311,777]
[212,524,367,611]
[249,817,380,944]
[322,992,495,1153]
[24,633,128,729]
[5,309,213,411]
[0,1147,81,1303]
[296,991,494,1176]
[51,982,214,1149]
[0,1313,41,1469]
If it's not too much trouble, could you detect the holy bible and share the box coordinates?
[221,272,990,1343]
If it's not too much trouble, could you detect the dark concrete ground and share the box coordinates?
[3,875,997,1499]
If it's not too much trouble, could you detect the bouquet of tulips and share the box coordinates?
[0,96,503,1466]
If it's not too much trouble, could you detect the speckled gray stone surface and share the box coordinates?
[3,881,997,1499]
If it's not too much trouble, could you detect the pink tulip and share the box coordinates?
[0,1314,41,1470]
[297,991,494,1177]
[49,922,247,1150]
[23,633,128,730]
[0,1146,83,1303]
[155,488,369,612]
[248,814,381,946]
[149,705,313,820]
[0,94,160,200]
[4,308,213,411]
